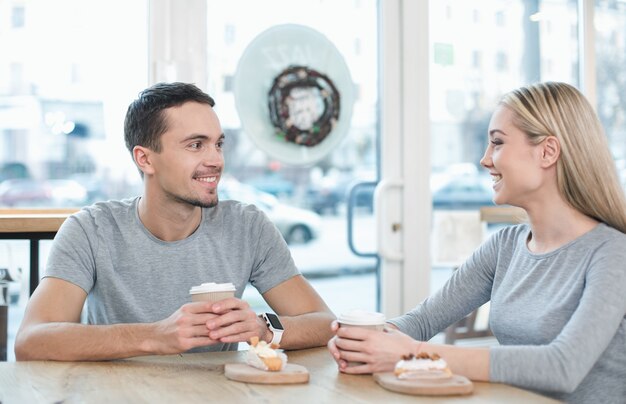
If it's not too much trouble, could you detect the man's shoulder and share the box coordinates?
[212,199,266,218]
[71,197,138,226]
[207,200,272,235]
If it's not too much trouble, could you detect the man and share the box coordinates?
[15,82,335,361]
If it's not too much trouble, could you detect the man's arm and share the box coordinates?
[15,278,220,361]
[261,275,335,349]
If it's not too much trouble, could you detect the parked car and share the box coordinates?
[0,178,88,207]
[69,173,109,203]
[219,178,321,244]
[307,171,375,215]
[0,162,30,183]
[432,175,494,210]
[0,179,50,207]
[246,173,294,198]
[46,179,89,206]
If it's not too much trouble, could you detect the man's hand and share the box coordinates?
[149,301,221,354]
[204,297,268,344]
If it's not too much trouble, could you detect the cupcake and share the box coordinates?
[246,336,287,372]
[394,352,453,380]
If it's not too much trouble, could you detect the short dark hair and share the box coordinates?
[124,82,215,154]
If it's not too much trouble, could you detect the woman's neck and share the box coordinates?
[524,198,598,254]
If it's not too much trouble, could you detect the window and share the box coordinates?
[495,10,505,26]
[495,51,508,71]
[1,0,148,361]
[224,24,235,45]
[9,63,24,93]
[595,0,626,189]
[471,50,482,69]
[429,0,578,279]
[472,9,480,24]
[223,75,234,92]
[11,5,25,28]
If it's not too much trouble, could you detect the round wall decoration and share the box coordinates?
[233,24,354,165]
[268,65,340,148]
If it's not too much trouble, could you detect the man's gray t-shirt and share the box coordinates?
[44,197,299,352]
[389,223,626,403]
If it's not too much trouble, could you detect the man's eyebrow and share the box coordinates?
[179,133,225,143]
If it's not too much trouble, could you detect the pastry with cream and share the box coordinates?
[246,336,287,372]
[394,352,453,380]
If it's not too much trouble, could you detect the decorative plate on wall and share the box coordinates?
[233,24,354,166]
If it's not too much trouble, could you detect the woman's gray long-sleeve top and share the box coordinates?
[389,223,626,403]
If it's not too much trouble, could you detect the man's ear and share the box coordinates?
[133,146,155,176]
[540,136,560,168]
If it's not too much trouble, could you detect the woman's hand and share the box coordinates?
[327,321,349,369]
[327,320,421,374]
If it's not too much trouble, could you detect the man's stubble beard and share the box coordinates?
[168,190,219,209]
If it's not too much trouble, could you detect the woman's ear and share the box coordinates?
[540,136,560,168]
[133,146,155,176]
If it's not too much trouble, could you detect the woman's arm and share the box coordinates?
[390,231,501,340]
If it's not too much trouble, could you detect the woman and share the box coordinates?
[328,82,626,403]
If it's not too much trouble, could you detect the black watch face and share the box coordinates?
[265,313,284,330]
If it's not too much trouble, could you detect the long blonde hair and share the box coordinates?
[500,81,626,234]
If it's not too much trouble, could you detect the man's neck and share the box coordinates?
[137,196,203,242]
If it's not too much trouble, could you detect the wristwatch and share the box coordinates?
[260,313,284,346]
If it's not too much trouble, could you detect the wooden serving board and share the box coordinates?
[374,372,473,396]
[224,363,309,384]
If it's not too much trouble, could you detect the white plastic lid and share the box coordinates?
[337,309,386,326]
[189,282,236,294]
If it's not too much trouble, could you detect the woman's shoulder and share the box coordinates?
[587,222,626,251]
[594,222,626,238]
[490,223,530,243]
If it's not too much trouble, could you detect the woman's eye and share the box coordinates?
[490,139,503,146]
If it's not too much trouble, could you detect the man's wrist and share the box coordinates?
[257,315,273,343]
[259,313,284,346]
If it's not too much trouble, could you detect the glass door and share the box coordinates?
[202,1,380,315]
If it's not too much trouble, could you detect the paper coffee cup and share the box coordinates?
[337,310,386,367]
[189,282,236,302]
[337,309,386,330]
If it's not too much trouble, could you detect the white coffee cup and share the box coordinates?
[337,310,386,367]
[337,309,386,330]
[189,282,236,302]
